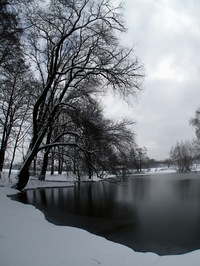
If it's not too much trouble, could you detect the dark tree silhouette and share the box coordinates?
[15,0,144,190]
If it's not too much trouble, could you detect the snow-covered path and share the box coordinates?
[1,181,200,265]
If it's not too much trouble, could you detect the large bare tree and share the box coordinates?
[0,0,34,176]
[15,0,144,190]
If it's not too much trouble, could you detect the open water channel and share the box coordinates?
[11,173,200,255]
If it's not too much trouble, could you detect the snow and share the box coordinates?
[1,170,200,265]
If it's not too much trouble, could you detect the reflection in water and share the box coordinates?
[11,173,200,255]
[175,178,200,202]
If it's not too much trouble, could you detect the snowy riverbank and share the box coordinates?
[1,171,200,265]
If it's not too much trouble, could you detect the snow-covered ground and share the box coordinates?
[1,170,200,266]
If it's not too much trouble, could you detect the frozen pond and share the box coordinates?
[12,173,200,255]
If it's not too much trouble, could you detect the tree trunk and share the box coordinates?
[0,148,6,177]
[58,149,63,174]
[8,102,29,179]
[51,150,54,175]
[15,167,30,191]
[86,152,92,179]
[8,136,20,179]
[15,128,47,190]
[40,128,52,179]
[40,152,49,181]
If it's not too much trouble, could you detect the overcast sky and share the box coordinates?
[105,0,200,160]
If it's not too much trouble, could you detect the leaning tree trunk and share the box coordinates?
[15,129,47,190]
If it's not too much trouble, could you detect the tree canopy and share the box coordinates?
[0,0,144,190]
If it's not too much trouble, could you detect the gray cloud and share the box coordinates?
[107,0,200,159]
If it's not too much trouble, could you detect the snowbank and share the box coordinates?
[1,173,200,265]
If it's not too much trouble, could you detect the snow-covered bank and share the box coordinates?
[1,173,200,265]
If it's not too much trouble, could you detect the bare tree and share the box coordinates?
[70,100,135,179]
[190,108,200,139]
[0,0,37,177]
[169,140,195,172]
[0,59,36,176]
[0,0,22,67]
[125,146,148,172]
[15,0,144,190]
[37,94,136,181]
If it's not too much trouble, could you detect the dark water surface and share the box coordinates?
[11,173,200,255]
